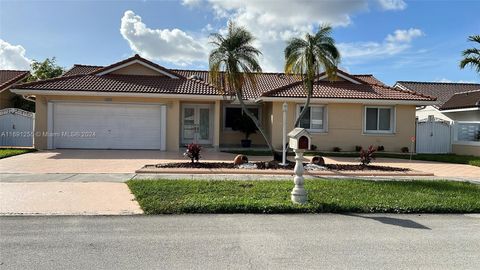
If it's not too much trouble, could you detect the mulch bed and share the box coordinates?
[154,160,409,172]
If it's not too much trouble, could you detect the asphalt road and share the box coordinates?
[1,214,479,269]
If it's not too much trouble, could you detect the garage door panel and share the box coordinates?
[52,103,163,150]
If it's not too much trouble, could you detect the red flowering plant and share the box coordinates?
[359,145,376,166]
[184,143,202,163]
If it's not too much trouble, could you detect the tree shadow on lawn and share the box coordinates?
[346,214,431,230]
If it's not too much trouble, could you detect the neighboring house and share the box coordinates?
[0,70,30,109]
[441,90,480,156]
[394,81,480,156]
[11,54,435,152]
[394,81,480,122]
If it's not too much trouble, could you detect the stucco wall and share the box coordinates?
[110,63,166,76]
[270,102,417,152]
[443,111,480,121]
[34,95,182,151]
[416,105,453,122]
[452,144,480,156]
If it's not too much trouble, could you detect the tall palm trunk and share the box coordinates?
[294,80,313,127]
[235,91,276,157]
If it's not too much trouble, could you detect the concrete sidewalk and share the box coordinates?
[0,182,143,215]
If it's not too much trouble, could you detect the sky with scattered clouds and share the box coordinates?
[0,0,479,85]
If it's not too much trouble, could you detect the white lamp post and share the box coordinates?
[280,102,288,166]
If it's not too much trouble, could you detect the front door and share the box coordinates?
[182,104,212,145]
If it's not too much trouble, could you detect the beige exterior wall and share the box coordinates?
[110,63,166,76]
[452,144,480,156]
[33,94,417,153]
[0,89,16,109]
[270,102,417,152]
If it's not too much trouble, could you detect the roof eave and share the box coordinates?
[10,88,225,100]
[256,97,437,105]
[440,107,480,113]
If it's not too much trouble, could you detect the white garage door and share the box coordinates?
[50,102,166,150]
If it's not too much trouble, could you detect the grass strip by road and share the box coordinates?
[222,150,480,167]
[0,148,36,159]
[127,179,480,214]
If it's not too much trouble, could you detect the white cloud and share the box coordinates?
[338,28,424,61]
[435,78,478,83]
[120,10,207,66]
[386,28,423,43]
[192,0,369,71]
[0,39,31,70]
[181,0,202,7]
[377,0,407,10]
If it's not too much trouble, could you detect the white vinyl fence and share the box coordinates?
[0,108,34,147]
[416,119,452,154]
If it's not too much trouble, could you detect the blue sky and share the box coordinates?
[0,0,479,85]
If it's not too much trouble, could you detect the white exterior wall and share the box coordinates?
[416,106,453,122]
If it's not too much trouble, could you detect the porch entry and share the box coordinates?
[182,104,213,145]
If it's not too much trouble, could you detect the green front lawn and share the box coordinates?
[222,150,480,167]
[127,179,480,214]
[0,148,36,159]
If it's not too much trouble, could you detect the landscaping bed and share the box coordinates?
[222,150,480,167]
[127,179,480,214]
[151,160,408,172]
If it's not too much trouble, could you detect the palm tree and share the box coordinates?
[285,25,340,127]
[460,35,480,74]
[209,22,276,156]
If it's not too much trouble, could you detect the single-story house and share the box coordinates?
[394,81,480,156]
[0,70,30,109]
[11,54,435,152]
[394,81,480,122]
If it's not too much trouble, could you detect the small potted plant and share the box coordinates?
[232,113,258,147]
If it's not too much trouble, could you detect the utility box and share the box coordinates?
[288,128,311,150]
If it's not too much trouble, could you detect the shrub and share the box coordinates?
[355,145,363,152]
[359,145,376,166]
[333,147,341,152]
[184,143,202,163]
[310,144,318,151]
[401,147,409,153]
[377,145,385,152]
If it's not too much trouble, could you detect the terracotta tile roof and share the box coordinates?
[15,74,220,96]
[395,81,480,106]
[0,70,29,92]
[13,55,433,102]
[90,54,186,78]
[440,89,480,110]
[260,80,434,101]
[354,74,386,86]
[63,65,102,76]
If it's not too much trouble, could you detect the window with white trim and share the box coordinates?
[364,106,395,133]
[223,106,260,129]
[297,105,327,132]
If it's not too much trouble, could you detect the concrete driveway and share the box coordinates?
[0,149,478,179]
[0,149,240,174]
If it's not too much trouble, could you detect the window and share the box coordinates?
[297,105,327,132]
[224,106,260,129]
[364,107,395,133]
[454,122,480,143]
